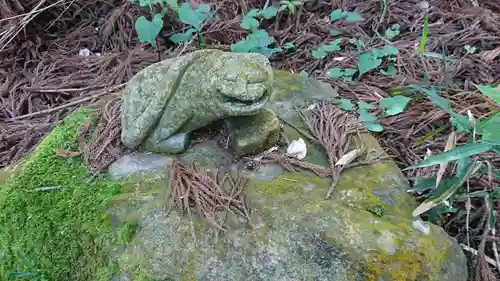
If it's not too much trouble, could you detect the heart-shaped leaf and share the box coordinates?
[338,99,355,111]
[241,15,259,30]
[344,11,364,22]
[379,96,411,116]
[327,68,343,78]
[380,64,396,76]
[357,51,382,77]
[170,28,197,43]
[330,9,344,21]
[258,7,278,19]
[363,121,384,132]
[135,14,163,46]
[178,3,209,30]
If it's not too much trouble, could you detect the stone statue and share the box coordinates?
[120,49,277,154]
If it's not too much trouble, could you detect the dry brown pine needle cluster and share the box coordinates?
[170,161,251,231]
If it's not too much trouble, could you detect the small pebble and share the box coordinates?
[412,220,430,235]
[416,1,430,10]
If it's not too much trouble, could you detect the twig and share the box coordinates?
[461,244,497,267]
[23,85,107,93]
[7,83,125,121]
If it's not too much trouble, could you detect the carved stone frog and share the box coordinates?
[120,49,276,154]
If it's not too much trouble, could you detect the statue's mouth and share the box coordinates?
[218,86,269,114]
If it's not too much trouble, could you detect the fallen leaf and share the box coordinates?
[335,149,361,166]
[287,138,307,160]
[435,131,456,188]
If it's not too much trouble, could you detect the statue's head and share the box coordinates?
[212,51,274,116]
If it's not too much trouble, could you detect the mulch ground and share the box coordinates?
[1,0,500,280]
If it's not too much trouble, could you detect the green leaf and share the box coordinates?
[299,70,309,78]
[135,0,166,8]
[311,48,326,59]
[343,68,357,76]
[170,28,197,43]
[165,0,179,12]
[405,142,494,170]
[322,38,342,52]
[196,4,212,16]
[415,125,450,145]
[134,14,163,46]
[327,67,357,80]
[464,45,477,54]
[357,51,382,77]
[487,195,496,229]
[384,23,400,40]
[344,11,364,22]
[338,99,355,111]
[349,38,363,51]
[231,30,278,57]
[258,7,278,19]
[329,29,342,36]
[415,85,453,112]
[380,64,396,76]
[312,38,343,59]
[364,121,384,132]
[450,113,473,133]
[379,45,399,56]
[241,16,259,30]
[474,84,500,104]
[379,96,411,116]
[284,42,295,50]
[246,9,260,18]
[178,3,207,30]
[358,101,377,110]
[327,68,343,78]
[359,109,378,123]
[418,14,429,55]
[330,9,364,23]
[407,177,437,192]
[330,9,344,21]
[481,115,500,142]
[412,160,479,216]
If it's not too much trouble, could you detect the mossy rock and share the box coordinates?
[107,71,467,281]
[0,71,467,281]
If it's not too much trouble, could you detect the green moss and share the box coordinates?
[272,70,302,92]
[0,108,127,281]
[119,221,139,244]
[246,172,452,281]
[365,203,385,217]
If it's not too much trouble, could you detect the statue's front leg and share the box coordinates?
[143,131,191,154]
[142,113,194,154]
[225,109,281,156]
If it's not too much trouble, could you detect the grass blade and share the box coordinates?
[405,141,493,170]
[418,15,429,56]
[412,161,481,217]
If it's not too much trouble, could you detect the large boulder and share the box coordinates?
[108,70,468,281]
[0,57,467,281]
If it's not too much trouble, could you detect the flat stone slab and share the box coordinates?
[108,152,174,180]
